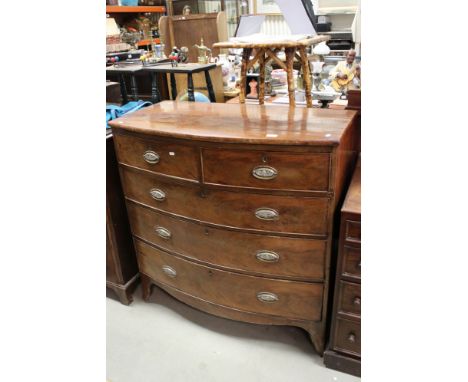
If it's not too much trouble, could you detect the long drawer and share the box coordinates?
[120,167,329,235]
[202,148,330,192]
[127,202,326,280]
[114,134,199,181]
[136,240,324,321]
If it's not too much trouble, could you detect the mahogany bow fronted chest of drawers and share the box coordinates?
[324,157,361,374]
[109,101,358,354]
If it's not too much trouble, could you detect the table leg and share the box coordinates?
[170,73,177,100]
[130,74,138,101]
[299,47,313,108]
[285,47,296,108]
[258,50,265,105]
[150,72,161,104]
[118,74,129,105]
[204,70,216,102]
[239,48,252,104]
[187,73,195,102]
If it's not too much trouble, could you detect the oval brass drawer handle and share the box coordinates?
[162,265,177,278]
[257,292,279,303]
[149,188,166,201]
[255,208,279,221]
[256,250,280,263]
[143,150,160,164]
[155,226,171,240]
[252,165,278,180]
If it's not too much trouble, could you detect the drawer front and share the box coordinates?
[114,134,198,180]
[136,240,324,321]
[337,281,361,317]
[202,148,330,192]
[345,220,361,243]
[127,203,326,280]
[342,245,361,280]
[121,167,329,235]
[334,318,361,356]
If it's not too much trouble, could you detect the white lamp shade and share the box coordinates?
[313,42,330,55]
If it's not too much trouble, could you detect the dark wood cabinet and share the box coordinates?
[109,101,359,353]
[106,133,139,304]
[324,157,361,376]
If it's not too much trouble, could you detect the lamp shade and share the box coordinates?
[313,42,331,55]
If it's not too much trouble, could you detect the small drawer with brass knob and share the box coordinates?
[334,317,361,356]
[338,280,361,317]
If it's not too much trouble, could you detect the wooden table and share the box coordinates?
[106,65,144,104]
[213,35,330,108]
[143,63,217,103]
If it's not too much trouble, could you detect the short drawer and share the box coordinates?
[121,167,329,235]
[333,318,361,356]
[337,281,361,317]
[136,240,324,321]
[202,148,330,192]
[127,203,326,280]
[342,245,361,280]
[345,220,361,243]
[114,134,198,180]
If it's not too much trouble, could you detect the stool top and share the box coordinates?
[213,35,330,49]
[106,64,144,74]
[142,63,217,74]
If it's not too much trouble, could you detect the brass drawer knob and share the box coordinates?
[252,165,278,180]
[162,265,177,278]
[256,250,280,263]
[155,226,171,240]
[353,296,361,306]
[149,188,166,201]
[143,150,160,164]
[347,332,356,343]
[255,208,279,221]
[257,292,279,303]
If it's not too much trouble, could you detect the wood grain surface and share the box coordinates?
[127,202,327,280]
[136,239,324,321]
[109,101,357,146]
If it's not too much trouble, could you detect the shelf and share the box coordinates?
[137,38,161,47]
[106,6,166,13]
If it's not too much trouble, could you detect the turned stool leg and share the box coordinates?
[118,73,129,105]
[170,73,177,100]
[150,72,161,104]
[239,48,252,104]
[299,47,313,108]
[285,47,296,108]
[258,50,265,105]
[204,70,216,102]
[187,73,195,102]
[130,74,139,101]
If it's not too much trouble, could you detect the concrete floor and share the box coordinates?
[107,285,361,382]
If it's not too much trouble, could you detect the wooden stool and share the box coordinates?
[143,63,217,103]
[213,36,329,108]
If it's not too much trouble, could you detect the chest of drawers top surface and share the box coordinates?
[108,101,357,146]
